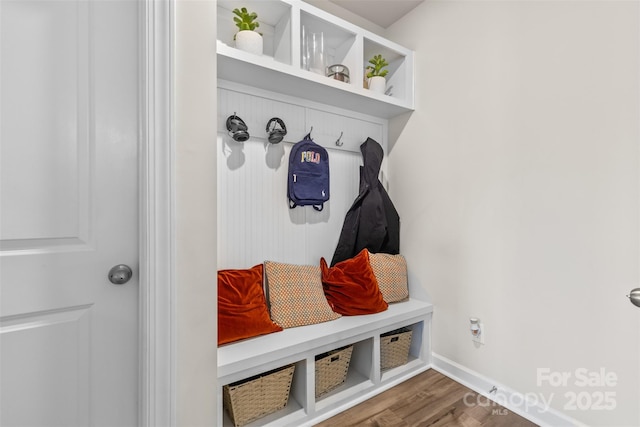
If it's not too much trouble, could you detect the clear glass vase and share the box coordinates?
[302,27,325,75]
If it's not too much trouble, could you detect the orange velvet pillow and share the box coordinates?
[218,264,283,345]
[320,249,388,315]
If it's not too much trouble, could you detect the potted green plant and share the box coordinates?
[366,54,389,94]
[233,7,262,55]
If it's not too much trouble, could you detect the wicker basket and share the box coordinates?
[315,345,353,398]
[380,327,413,370]
[223,364,295,427]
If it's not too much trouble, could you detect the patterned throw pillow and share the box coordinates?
[368,253,409,303]
[265,261,341,328]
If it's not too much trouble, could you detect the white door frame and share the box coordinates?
[140,1,175,426]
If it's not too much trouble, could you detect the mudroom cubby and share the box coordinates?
[314,338,373,410]
[380,321,426,382]
[299,10,359,81]
[363,36,411,104]
[216,0,414,118]
[217,2,429,426]
[221,359,308,427]
[217,0,293,65]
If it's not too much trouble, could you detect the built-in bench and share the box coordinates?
[217,298,434,427]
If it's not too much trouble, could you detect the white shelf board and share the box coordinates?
[217,41,414,119]
[218,298,433,380]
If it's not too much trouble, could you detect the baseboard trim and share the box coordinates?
[432,353,586,427]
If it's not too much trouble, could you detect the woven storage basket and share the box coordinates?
[315,345,353,398]
[223,364,295,427]
[380,327,413,370]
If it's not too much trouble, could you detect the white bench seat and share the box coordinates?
[217,298,433,426]
[218,298,432,380]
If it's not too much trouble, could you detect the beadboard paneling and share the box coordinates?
[218,88,307,145]
[217,83,387,269]
[306,108,384,153]
[217,134,362,268]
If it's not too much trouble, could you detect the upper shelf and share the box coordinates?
[216,0,415,119]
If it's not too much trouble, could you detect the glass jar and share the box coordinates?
[326,64,350,83]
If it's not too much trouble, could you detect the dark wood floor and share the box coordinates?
[314,369,539,427]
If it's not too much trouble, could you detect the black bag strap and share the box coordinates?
[290,202,323,211]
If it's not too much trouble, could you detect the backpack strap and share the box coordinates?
[313,204,323,212]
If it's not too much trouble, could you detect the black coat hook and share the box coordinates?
[335,131,344,147]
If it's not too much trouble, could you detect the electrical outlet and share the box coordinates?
[472,323,485,344]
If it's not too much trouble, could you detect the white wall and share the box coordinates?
[175,1,218,425]
[386,1,640,425]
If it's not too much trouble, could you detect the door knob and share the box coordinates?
[627,288,640,308]
[108,264,133,285]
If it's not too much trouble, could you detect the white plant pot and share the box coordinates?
[235,30,263,55]
[368,76,386,94]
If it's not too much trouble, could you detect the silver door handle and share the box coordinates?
[627,288,640,307]
[108,264,133,285]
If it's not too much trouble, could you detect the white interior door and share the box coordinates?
[0,1,139,426]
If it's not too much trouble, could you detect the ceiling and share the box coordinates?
[328,0,425,28]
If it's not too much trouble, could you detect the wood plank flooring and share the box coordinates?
[314,369,539,427]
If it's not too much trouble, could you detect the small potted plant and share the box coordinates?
[366,54,389,94]
[233,7,262,55]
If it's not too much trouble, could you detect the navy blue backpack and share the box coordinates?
[288,133,330,211]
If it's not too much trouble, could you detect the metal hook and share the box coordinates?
[335,131,344,147]
[305,126,313,140]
